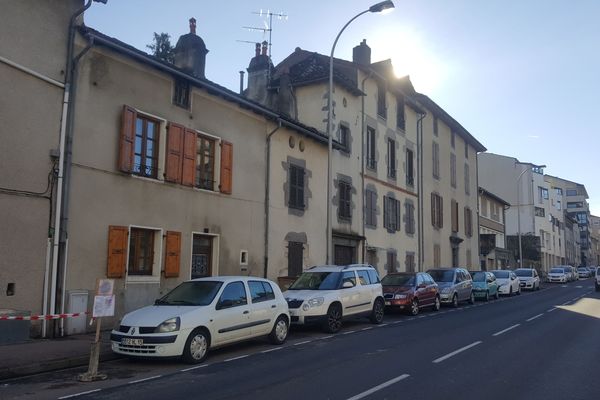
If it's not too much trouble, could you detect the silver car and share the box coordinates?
[427,268,474,307]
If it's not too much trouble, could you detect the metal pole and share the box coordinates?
[517,172,523,269]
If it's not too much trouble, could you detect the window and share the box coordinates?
[538,186,549,203]
[367,269,380,284]
[406,149,414,186]
[433,244,441,268]
[466,250,472,268]
[173,79,190,109]
[195,134,216,190]
[557,200,562,210]
[567,202,583,209]
[387,251,396,272]
[481,197,488,217]
[405,253,415,272]
[217,281,247,309]
[396,95,405,130]
[288,164,305,209]
[451,199,459,233]
[451,131,455,148]
[404,201,415,234]
[431,193,444,229]
[342,271,357,286]
[464,207,473,237]
[450,153,457,188]
[249,281,275,303]
[338,125,350,151]
[377,81,386,118]
[357,270,370,285]
[133,114,160,178]
[432,141,440,179]
[464,164,470,195]
[555,188,563,195]
[365,189,377,228]
[128,228,155,275]
[287,242,303,277]
[384,196,401,232]
[464,142,468,159]
[387,139,396,179]
[191,234,212,279]
[366,127,377,170]
[433,117,438,136]
[566,189,578,196]
[338,181,352,220]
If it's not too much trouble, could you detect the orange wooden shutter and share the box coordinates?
[107,226,128,278]
[119,105,136,173]
[165,123,184,183]
[164,231,181,278]
[181,129,196,187]
[219,141,233,194]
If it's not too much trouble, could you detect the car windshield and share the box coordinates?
[577,268,587,271]
[471,272,487,282]
[428,270,455,282]
[288,272,341,290]
[515,269,533,277]
[156,281,223,306]
[492,271,509,279]
[550,268,564,274]
[381,274,415,286]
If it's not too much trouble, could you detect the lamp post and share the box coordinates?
[326,0,394,264]
[516,163,546,269]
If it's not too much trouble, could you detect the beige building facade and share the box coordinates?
[478,188,513,270]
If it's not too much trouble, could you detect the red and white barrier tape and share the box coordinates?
[0,311,90,321]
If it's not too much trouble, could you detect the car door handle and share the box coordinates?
[271,305,276,308]
[243,310,249,314]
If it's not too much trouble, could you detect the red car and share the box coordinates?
[382,272,441,315]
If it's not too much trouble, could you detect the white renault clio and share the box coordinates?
[111,276,289,363]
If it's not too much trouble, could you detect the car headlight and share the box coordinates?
[394,294,408,299]
[302,297,325,311]
[155,317,180,333]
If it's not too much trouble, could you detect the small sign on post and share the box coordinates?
[78,279,114,382]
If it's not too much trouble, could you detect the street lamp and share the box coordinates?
[515,163,546,269]
[326,1,395,264]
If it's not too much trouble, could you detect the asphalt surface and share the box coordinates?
[2,280,599,400]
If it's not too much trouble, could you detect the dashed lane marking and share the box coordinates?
[362,327,373,331]
[261,347,283,354]
[343,330,356,335]
[346,374,410,400]
[293,340,312,346]
[492,324,520,337]
[58,389,101,399]
[128,375,162,384]
[181,364,209,372]
[546,308,556,313]
[526,313,544,322]
[432,341,482,363]
[224,355,249,362]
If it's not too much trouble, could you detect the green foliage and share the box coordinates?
[147,32,174,63]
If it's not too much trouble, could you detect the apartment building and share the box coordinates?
[478,188,513,270]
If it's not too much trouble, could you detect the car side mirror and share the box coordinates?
[342,281,355,289]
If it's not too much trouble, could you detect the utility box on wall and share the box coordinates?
[65,291,88,335]
[0,310,30,344]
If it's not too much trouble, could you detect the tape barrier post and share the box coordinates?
[78,279,114,382]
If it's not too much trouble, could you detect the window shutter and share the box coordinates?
[220,141,233,194]
[119,105,136,173]
[439,196,444,228]
[181,128,196,187]
[395,199,401,231]
[165,123,184,183]
[107,225,128,278]
[164,231,181,278]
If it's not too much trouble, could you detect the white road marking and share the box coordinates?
[224,355,249,362]
[562,300,572,305]
[492,324,520,337]
[319,335,334,340]
[343,330,356,335]
[58,389,101,399]
[362,327,373,331]
[546,308,556,313]
[432,341,482,363]
[128,375,162,384]
[561,285,567,288]
[293,340,312,346]
[378,323,389,327]
[390,320,402,324]
[526,313,544,322]
[346,374,410,400]
[181,364,209,372]
[261,347,283,354]
[576,285,583,289]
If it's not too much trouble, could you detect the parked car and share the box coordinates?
[492,270,521,296]
[596,268,600,292]
[577,267,591,279]
[283,264,384,333]
[427,268,474,307]
[547,267,568,283]
[514,268,541,290]
[469,271,499,301]
[382,272,440,315]
[562,265,576,281]
[588,266,597,276]
[111,276,290,364]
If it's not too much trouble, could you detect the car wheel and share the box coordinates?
[433,296,441,311]
[517,287,521,295]
[485,291,490,302]
[409,299,419,316]
[469,292,475,304]
[452,294,459,308]
[322,303,343,333]
[268,315,289,345]
[182,328,210,364]
[509,286,513,296]
[495,289,500,300]
[370,298,385,324]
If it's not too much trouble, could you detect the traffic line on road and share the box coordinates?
[128,375,162,384]
[346,374,410,400]
[261,346,283,354]
[361,327,373,331]
[58,389,101,399]
[293,340,312,346]
[378,323,389,327]
[224,355,250,362]
[492,324,520,337]
[526,313,544,322]
[343,330,356,335]
[432,341,482,363]
[319,335,334,340]
[181,364,209,372]
[546,308,556,313]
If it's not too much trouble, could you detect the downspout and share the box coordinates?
[49,0,93,338]
[417,112,426,271]
[360,71,373,263]
[264,119,282,278]
[475,151,480,270]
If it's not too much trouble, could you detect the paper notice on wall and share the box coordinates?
[96,279,115,296]
[92,295,115,318]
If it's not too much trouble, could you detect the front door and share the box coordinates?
[192,234,212,279]
[334,245,356,266]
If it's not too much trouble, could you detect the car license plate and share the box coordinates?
[122,338,143,346]
[385,301,391,306]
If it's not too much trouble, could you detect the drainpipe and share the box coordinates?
[360,71,373,263]
[417,112,426,271]
[475,150,480,270]
[264,119,282,278]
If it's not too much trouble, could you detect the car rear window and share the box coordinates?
[428,269,455,282]
[381,274,415,286]
[367,269,380,284]
[515,269,532,277]
[471,272,486,282]
[492,271,509,279]
[249,281,275,303]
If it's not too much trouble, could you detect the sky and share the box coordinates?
[86,0,600,214]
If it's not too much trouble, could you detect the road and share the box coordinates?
[2,280,599,400]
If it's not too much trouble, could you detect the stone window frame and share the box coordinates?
[365,185,378,229]
[283,157,311,217]
[334,174,355,224]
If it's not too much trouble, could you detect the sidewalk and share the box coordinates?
[0,331,118,381]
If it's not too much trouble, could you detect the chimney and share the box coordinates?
[353,39,371,66]
[173,17,209,78]
[245,41,273,106]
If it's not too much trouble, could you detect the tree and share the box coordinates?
[147,32,174,63]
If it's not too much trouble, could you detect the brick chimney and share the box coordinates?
[245,40,273,106]
[173,18,209,78]
[353,39,371,66]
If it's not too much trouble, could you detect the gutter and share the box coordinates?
[264,120,282,278]
[0,55,64,88]
[417,112,426,271]
[360,70,374,263]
